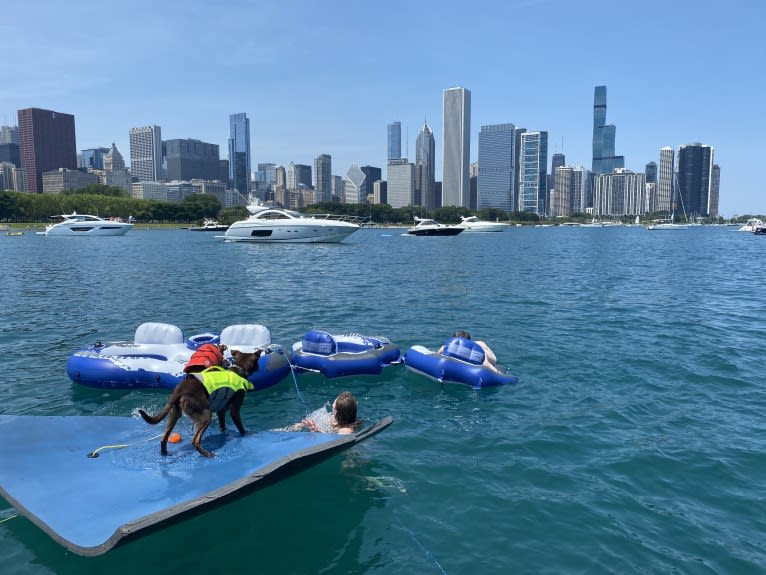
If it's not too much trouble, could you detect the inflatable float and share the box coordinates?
[403,336,519,388]
[0,413,392,556]
[290,330,401,378]
[66,322,292,390]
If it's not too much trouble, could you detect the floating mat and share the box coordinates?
[0,414,392,556]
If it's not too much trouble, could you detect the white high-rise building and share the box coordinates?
[519,131,548,215]
[129,125,162,182]
[442,86,471,207]
[387,159,415,208]
[344,164,366,204]
[657,146,674,214]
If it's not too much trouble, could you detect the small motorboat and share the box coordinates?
[66,322,291,390]
[40,213,133,236]
[406,217,464,236]
[222,198,360,243]
[189,218,229,232]
[403,336,519,388]
[290,330,401,378]
[458,215,509,232]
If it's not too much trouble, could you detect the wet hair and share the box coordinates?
[333,391,358,426]
[453,331,471,339]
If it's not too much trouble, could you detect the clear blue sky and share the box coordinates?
[2,0,763,216]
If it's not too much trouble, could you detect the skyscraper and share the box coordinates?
[519,131,548,215]
[228,113,251,196]
[18,108,77,193]
[591,86,624,175]
[442,86,471,207]
[81,147,110,170]
[387,122,402,161]
[344,164,366,204]
[360,166,381,201]
[129,125,162,182]
[677,143,714,218]
[313,154,332,203]
[549,153,565,192]
[710,164,720,220]
[387,159,415,208]
[415,122,436,209]
[0,125,19,145]
[657,146,674,214]
[477,123,516,212]
[165,139,220,181]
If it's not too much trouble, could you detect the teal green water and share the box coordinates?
[1,226,765,574]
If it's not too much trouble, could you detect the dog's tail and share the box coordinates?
[138,405,171,425]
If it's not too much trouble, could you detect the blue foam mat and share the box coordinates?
[0,414,392,556]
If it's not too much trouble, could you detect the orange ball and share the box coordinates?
[168,432,182,443]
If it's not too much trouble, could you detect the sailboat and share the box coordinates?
[647,175,688,231]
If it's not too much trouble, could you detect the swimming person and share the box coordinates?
[281,391,362,434]
[438,330,499,373]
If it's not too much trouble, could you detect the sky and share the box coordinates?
[2,0,763,217]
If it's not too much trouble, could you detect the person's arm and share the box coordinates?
[478,341,497,365]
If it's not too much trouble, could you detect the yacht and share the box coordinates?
[406,217,464,236]
[738,218,764,232]
[222,201,360,243]
[40,213,133,236]
[457,215,509,232]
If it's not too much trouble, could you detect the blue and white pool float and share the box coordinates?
[403,336,519,388]
[66,322,292,390]
[290,330,401,378]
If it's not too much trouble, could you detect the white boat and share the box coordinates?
[457,215,509,232]
[189,218,228,232]
[223,200,360,243]
[738,218,764,232]
[647,219,688,231]
[40,213,133,236]
[406,217,464,236]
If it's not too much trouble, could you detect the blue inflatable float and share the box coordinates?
[290,330,401,378]
[403,336,519,388]
[66,322,292,391]
[0,413,392,556]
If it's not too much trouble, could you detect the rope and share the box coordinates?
[393,509,449,575]
[87,432,164,458]
[0,512,18,524]
[274,345,310,417]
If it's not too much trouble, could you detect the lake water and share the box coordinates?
[1,225,765,574]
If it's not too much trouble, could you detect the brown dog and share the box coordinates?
[139,349,262,458]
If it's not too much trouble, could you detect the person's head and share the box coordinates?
[333,391,358,426]
[453,331,471,339]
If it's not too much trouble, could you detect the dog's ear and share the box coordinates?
[218,344,228,353]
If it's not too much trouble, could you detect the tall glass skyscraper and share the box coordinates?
[591,86,624,175]
[415,122,436,209]
[442,87,471,207]
[477,123,516,212]
[677,143,714,218]
[387,122,401,161]
[519,131,548,215]
[228,113,251,196]
[313,154,332,203]
[129,125,163,182]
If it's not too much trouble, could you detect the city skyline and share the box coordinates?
[1,0,763,216]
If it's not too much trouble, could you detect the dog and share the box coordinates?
[139,348,263,458]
